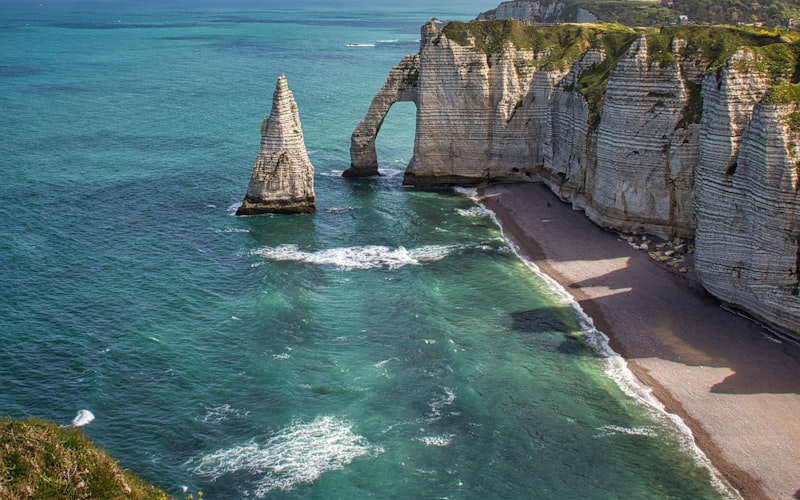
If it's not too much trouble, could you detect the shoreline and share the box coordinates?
[477,182,800,500]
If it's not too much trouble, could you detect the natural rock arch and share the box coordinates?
[343,54,420,177]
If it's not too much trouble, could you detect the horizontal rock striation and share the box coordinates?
[345,54,420,178]
[351,19,800,337]
[695,54,800,334]
[477,1,566,24]
[237,75,315,215]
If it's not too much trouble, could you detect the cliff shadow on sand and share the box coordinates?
[480,182,800,499]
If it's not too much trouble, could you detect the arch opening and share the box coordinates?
[375,101,417,176]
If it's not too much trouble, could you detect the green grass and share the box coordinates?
[442,20,635,70]
[645,25,797,74]
[768,80,800,130]
[562,0,800,27]
[0,417,173,499]
[439,19,800,128]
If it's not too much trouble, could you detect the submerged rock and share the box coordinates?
[237,75,316,215]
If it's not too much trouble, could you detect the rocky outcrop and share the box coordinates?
[349,19,800,337]
[477,1,566,24]
[237,75,315,215]
[585,35,701,239]
[345,54,419,177]
[695,54,800,334]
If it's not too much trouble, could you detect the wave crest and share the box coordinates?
[252,244,455,270]
[191,416,380,496]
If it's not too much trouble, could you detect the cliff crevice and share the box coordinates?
[350,19,800,337]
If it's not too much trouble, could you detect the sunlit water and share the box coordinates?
[0,1,725,497]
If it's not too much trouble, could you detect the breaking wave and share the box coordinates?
[456,206,490,218]
[252,244,456,270]
[191,416,381,497]
[594,425,657,439]
[425,387,457,423]
[198,404,250,424]
[415,434,454,447]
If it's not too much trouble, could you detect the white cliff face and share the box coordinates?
[346,54,419,177]
[694,52,800,334]
[237,75,315,215]
[488,50,568,182]
[547,48,604,206]
[404,21,495,186]
[478,1,566,24]
[587,36,699,239]
[350,20,800,336]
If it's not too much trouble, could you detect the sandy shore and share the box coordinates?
[477,183,800,500]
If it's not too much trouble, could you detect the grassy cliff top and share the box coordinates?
[442,20,799,79]
[441,19,637,68]
[563,0,798,28]
[0,417,172,499]
[645,25,800,76]
[441,19,800,117]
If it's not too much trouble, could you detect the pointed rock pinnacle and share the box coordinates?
[236,75,316,215]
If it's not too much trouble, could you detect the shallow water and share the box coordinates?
[0,1,723,497]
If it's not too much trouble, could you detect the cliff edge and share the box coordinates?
[349,19,800,338]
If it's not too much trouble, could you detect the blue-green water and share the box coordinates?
[0,2,724,498]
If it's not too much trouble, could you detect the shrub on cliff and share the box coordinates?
[0,417,171,499]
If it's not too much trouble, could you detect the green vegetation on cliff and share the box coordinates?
[768,80,800,130]
[645,25,798,74]
[443,19,800,119]
[442,19,636,70]
[563,0,800,28]
[0,417,172,499]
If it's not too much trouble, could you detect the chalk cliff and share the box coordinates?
[349,19,800,336]
[477,1,566,24]
[237,75,315,215]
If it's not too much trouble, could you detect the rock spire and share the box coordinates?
[236,75,316,215]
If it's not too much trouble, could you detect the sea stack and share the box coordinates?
[236,75,316,215]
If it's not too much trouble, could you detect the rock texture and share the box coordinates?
[350,20,800,337]
[345,54,419,177]
[695,53,800,334]
[237,75,315,215]
[477,1,566,24]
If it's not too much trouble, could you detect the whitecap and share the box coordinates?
[346,43,375,47]
[319,170,344,177]
[373,358,395,368]
[227,202,242,215]
[425,387,456,423]
[198,404,250,424]
[594,425,657,439]
[456,206,490,218]
[324,206,354,214]
[377,168,405,178]
[191,416,381,496]
[70,409,94,427]
[476,195,740,499]
[453,186,478,198]
[415,434,454,447]
[252,244,455,271]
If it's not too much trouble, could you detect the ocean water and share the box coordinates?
[0,1,725,498]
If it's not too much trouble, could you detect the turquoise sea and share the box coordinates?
[1,1,725,498]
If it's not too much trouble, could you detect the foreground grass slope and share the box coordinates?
[0,417,171,499]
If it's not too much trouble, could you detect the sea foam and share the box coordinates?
[191,416,380,496]
[474,195,739,499]
[252,244,455,270]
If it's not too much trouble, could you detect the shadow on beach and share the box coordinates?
[479,182,800,397]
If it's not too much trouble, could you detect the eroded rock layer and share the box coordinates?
[350,19,800,337]
[237,75,315,215]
